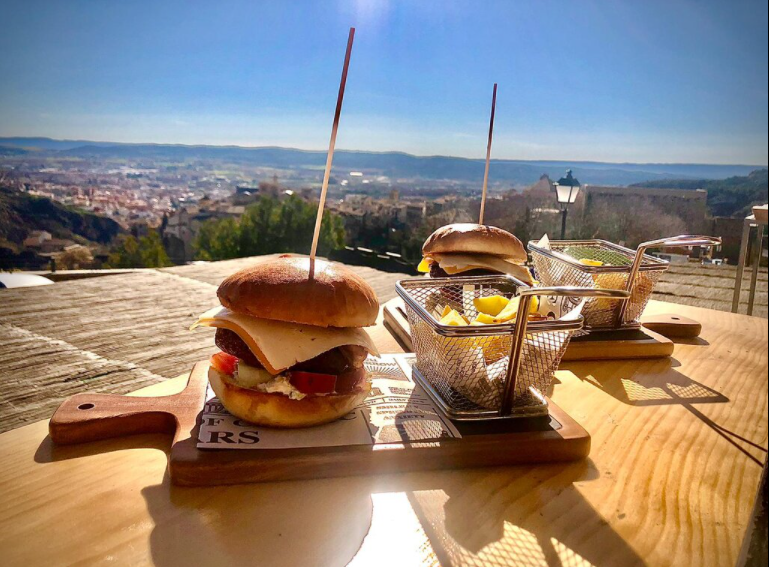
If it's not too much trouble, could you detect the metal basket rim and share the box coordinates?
[395,275,585,336]
[527,238,669,274]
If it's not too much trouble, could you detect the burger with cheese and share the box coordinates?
[192,256,380,427]
[417,223,533,284]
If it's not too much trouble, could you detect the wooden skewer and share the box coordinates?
[478,82,497,226]
[309,27,355,262]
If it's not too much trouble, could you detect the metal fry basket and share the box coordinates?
[396,276,628,420]
[528,235,722,330]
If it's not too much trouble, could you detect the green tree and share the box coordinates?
[106,229,172,268]
[139,230,173,267]
[193,196,346,260]
[106,235,142,268]
[196,217,241,260]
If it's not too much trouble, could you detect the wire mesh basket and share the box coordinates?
[528,235,722,330]
[396,275,628,420]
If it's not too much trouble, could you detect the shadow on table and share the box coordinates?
[405,460,647,567]
[34,432,171,463]
[32,430,375,567]
[563,356,727,407]
[563,357,766,467]
[141,471,375,567]
[670,336,710,347]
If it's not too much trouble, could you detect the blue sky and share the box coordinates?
[0,0,767,164]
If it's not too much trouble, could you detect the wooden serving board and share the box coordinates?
[49,361,590,487]
[384,297,676,361]
[562,327,673,360]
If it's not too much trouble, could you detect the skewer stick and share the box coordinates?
[478,82,497,226]
[309,27,355,262]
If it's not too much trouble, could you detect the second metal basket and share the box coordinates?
[528,235,722,330]
[396,275,628,420]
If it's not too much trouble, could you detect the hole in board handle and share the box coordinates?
[671,317,680,321]
[78,403,95,410]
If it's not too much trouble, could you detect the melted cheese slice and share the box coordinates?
[428,253,534,284]
[192,306,379,375]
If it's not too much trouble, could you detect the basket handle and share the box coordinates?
[617,235,722,324]
[636,234,723,251]
[499,286,629,416]
[517,286,631,300]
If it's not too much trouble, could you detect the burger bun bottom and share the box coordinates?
[208,367,370,428]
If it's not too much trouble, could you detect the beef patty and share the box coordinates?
[215,328,368,375]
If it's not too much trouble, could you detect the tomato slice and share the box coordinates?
[289,371,337,395]
[210,352,238,375]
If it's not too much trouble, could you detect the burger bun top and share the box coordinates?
[217,256,379,328]
[422,223,526,263]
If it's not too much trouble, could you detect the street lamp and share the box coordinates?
[554,169,581,239]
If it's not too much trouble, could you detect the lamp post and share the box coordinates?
[554,169,581,239]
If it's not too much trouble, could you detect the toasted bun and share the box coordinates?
[209,367,369,428]
[422,223,526,262]
[217,256,379,328]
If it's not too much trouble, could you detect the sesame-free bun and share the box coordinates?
[208,367,370,428]
[422,223,526,262]
[217,256,379,328]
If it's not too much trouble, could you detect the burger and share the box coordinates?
[417,223,534,284]
[192,256,380,428]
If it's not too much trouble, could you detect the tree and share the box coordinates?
[195,218,240,261]
[57,245,94,270]
[578,197,687,247]
[194,196,346,261]
[106,235,142,268]
[106,229,172,268]
[139,230,173,267]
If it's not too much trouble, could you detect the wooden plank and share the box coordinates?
[383,298,413,351]
[0,271,218,433]
[562,328,674,361]
[0,322,163,433]
[1,300,766,567]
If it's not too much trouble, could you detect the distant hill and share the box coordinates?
[0,145,30,156]
[632,169,768,217]
[0,137,118,151]
[0,186,123,246]
[0,137,763,187]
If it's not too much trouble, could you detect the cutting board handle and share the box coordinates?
[640,313,702,339]
[49,392,179,445]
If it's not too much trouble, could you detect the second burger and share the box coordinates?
[417,223,534,284]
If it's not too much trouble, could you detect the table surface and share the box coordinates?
[1,298,767,567]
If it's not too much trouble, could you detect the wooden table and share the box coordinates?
[1,301,766,567]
